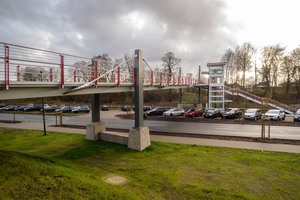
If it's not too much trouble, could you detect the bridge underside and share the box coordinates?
[0,81,208,100]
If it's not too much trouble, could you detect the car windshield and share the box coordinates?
[225,109,232,112]
[206,110,214,113]
[246,109,256,113]
[169,109,176,112]
[103,105,107,107]
[189,109,196,112]
[266,110,279,114]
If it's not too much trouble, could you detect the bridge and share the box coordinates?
[0,42,210,151]
[0,42,208,100]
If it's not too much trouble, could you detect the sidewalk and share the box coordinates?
[1,122,299,154]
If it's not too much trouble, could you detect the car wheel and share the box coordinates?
[277,117,279,121]
[254,117,257,121]
[192,114,195,118]
[151,113,154,116]
[170,114,173,117]
[221,116,223,119]
[283,116,285,120]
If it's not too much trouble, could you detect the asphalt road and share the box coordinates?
[0,112,299,140]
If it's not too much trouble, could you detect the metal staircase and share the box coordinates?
[224,86,297,114]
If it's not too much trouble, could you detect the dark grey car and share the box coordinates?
[204,109,221,118]
[244,109,262,121]
[221,108,242,119]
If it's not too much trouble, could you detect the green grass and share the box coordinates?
[0,128,299,199]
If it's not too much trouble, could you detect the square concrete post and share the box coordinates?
[178,67,182,109]
[128,49,150,151]
[197,65,202,109]
[86,93,106,141]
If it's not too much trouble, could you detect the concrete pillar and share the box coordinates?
[86,93,106,141]
[197,66,202,109]
[207,87,210,109]
[178,67,182,109]
[128,49,150,151]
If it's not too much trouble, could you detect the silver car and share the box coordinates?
[163,108,184,117]
[244,109,262,121]
[264,109,285,121]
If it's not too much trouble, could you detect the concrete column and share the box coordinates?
[92,94,100,122]
[178,67,182,109]
[86,93,106,141]
[128,49,150,151]
[208,87,210,109]
[197,65,201,108]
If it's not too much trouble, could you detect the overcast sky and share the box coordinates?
[0,0,299,74]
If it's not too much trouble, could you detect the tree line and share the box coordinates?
[221,42,300,103]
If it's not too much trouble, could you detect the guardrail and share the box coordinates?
[224,86,297,114]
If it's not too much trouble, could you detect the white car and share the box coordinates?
[163,108,184,117]
[264,109,285,121]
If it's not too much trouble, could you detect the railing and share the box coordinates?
[224,86,297,114]
[0,42,208,90]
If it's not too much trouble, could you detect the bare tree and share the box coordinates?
[235,42,256,90]
[291,46,300,97]
[94,54,115,82]
[221,48,235,84]
[20,66,49,81]
[72,61,90,82]
[161,52,181,101]
[260,44,285,98]
[280,55,293,104]
[124,53,134,82]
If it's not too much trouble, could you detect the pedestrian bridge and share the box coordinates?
[0,42,208,100]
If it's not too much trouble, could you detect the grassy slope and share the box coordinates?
[0,128,299,200]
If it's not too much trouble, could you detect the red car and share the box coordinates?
[185,108,203,117]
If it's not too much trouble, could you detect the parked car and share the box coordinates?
[72,106,90,113]
[204,109,221,118]
[264,109,285,121]
[244,109,262,121]
[0,106,7,111]
[40,105,58,112]
[185,108,203,117]
[43,104,49,109]
[15,106,27,111]
[74,104,80,109]
[101,105,108,111]
[5,105,15,111]
[146,108,167,116]
[163,108,185,117]
[221,108,242,119]
[294,109,300,122]
[24,105,42,111]
[121,105,130,111]
[0,104,7,108]
[55,106,74,113]
[133,106,152,111]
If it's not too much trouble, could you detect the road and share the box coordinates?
[0,111,299,140]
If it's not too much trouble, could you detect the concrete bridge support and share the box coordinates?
[178,67,182,110]
[128,49,150,151]
[197,65,202,109]
[86,93,106,140]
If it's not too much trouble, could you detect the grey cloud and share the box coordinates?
[0,0,239,73]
